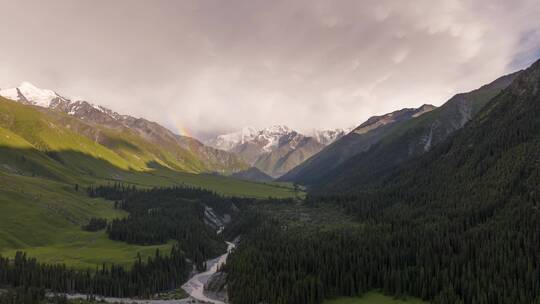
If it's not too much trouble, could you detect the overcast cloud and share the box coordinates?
[1,0,539,139]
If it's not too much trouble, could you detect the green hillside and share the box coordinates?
[0,97,297,268]
[0,97,295,197]
[312,59,540,302]
[315,71,519,192]
[0,172,174,268]
[283,72,519,189]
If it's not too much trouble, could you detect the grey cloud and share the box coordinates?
[0,0,539,139]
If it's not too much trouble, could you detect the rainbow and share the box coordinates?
[176,122,193,138]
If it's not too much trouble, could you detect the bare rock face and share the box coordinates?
[253,134,325,178]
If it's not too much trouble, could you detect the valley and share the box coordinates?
[2,1,540,303]
[1,37,540,304]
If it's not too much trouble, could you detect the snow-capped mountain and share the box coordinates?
[0,82,122,120]
[0,82,247,173]
[207,125,349,152]
[0,81,65,108]
[205,125,350,177]
[206,126,261,152]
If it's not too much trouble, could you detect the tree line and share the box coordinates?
[0,248,189,299]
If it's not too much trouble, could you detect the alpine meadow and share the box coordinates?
[1,1,540,304]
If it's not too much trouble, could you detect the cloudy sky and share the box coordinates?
[1,0,540,139]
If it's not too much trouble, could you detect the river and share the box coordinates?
[61,241,236,304]
[181,241,236,303]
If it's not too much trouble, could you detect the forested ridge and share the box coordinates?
[224,59,540,304]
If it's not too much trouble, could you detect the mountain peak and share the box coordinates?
[0,81,62,108]
[205,125,351,177]
[264,125,294,134]
[206,125,350,153]
[18,81,43,91]
[0,82,130,123]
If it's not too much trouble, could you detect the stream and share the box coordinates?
[60,241,236,304]
[181,241,236,303]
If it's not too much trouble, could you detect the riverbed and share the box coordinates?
[60,241,236,304]
[181,241,236,303]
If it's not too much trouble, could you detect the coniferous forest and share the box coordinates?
[88,184,233,270]
[0,248,188,298]
[0,287,68,304]
[223,59,540,304]
[0,185,250,298]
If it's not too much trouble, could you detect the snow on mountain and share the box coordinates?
[206,125,295,153]
[0,81,247,173]
[205,125,351,177]
[207,125,349,153]
[206,126,261,151]
[0,82,64,107]
[0,82,131,122]
[257,125,294,152]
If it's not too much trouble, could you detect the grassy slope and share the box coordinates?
[0,98,297,268]
[0,172,172,269]
[0,166,295,269]
[0,157,295,268]
[324,292,426,304]
[0,98,295,197]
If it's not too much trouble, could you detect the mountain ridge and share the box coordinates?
[280,104,437,183]
[0,82,247,174]
[281,71,521,186]
[205,125,351,177]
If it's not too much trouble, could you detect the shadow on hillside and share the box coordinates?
[0,145,202,187]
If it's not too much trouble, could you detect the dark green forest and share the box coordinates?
[0,287,68,304]
[89,184,231,270]
[0,247,188,298]
[223,60,540,304]
[0,185,249,298]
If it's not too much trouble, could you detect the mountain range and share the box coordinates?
[0,82,354,181]
[1,56,539,304]
[281,70,521,189]
[0,82,247,177]
[0,72,521,187]
[205,125,350,178]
